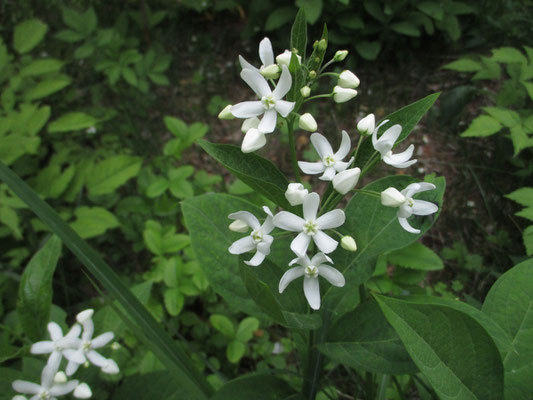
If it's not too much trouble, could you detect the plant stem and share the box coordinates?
[392,376,407,400]
[351,135,365,165]
[303,93,333,103]
[287,116,301,182]
[302,310,331,399]
[354,189,381,199]
[377,375,390,400]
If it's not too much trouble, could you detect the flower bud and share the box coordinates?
[111,342,121,350]
[54,371,67,384]
[381,187,406,207]
[334,50,348,61]
[260,64,281,79]
[333,168,361,194]
[341,236,357,252]
[318,38,327,51]
[298,113,317,132]
[218,105,234,120]
[229,219,249,233]
[276,50,302,66]
[241,128,266,153]
[285,183,308,206]
[357,113,375,135]
[300,86,311,97]
[241,117,260,133]
[309,70,317,79]
[338,70,360,89]
[74,383,92,399]
[333,86,357,103]
[313,40,319,49]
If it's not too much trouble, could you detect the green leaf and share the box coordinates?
[483,259,533,399]
[482,107,520,128]
[24,76,71,101]
[164,287,185,316]
[510,125,530,155]
[523,225,533,256]
[13,19,48,54]
[291,7,308,58]
[516,207,533,222]
[355,41,381,61]
[122,67,138,86]
[17,236,62,341]
[113,372,188,400]
[319,299,418,374]
[19,59,64,76]
[146,177,169,198]
[442,58,483,72]
[85,155,142,196]
[0,135,40,165]
[417,2,444,20]
[198,141,291,209]
[492,47,527,64]
[390,22,421,37]
[48,112,97,133]
[210,314,235,338]
[296,0,322,25]
[209,373,294,400]
[70,206,120,239]
[460,115,502,137]
[54,29,85,43]
[0,205,22,239]
[376,295,504,400]
[506,187,533,207]
[236,317,260,342]
[265,7,296,31]
[227,340,246,363]
[441,14,461,41]
[387,242,444,271]
[33,164,76,199]
[522,81,533,101]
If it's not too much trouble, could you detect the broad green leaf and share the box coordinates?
[442,58,482,72]
[164,116,188,138]
[387,242,444,271]
[85,155,142,196]
[491,47,527,64]
[227,340,246,363]
[482,107,520,128]
[417,2,444,20]
[24,76,71,101]
[460,115,502,137]
[390,22,421,37]
[523,225,533,256]
[26,105,51,136]
[296,0,322,25]
[236,317,260,342]
[210,314,235,338]
[441,14,461,40]
[510,125,530,156]
[0,135,40,165]
[19,59,64,76]
[54,29,85,43]
[70,206,119,239]
[376,295,504,400]
[198,141,291,209]
[319,299,418,374]
[146,177,169,198]
[265,7,296,31]
[32,164,76,199]
[210,373,294,400]
[164,287,184,316]
[48,112,97,133]
[523,81,533,101]
[355,41,381,61]
[17,236,62,341]
[483,259,533,400]
[13,19,48,54]
[0,205,22,239]
[113,372,187,400]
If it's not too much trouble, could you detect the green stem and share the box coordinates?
[354,189,381,199]
[317,72,339,79]
[287,116,301,182]
[392,376,407,400]
[351,135,365,166]
[303,93,333,103]
[377,375,390,400]
[318,58,335,74]
[302,310,331,400]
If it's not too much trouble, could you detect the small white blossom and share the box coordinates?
[12,365,78,400]
[239,37,280,79]
[276,50,302,67]
[218,105,235,120]
[285,183,308,206]
[333,86,357,103]
[228,207,274,266]
[381,183,438,233]
[333,167,361,195]
[298,131,354,181]
[299,113,317,132]
[357,113,375,136]
[273,192,345,257]
[341,236,357,252]
[372,120,417,168]
[279,253,345,310]
[338,70,360,89]
[30,322,82,371]
[241,117,260,133]
[241,128,267,153]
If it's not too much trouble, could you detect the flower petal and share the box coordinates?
[231,101,264,118]
[310,252,333,266]
[63,349,86,365]
[48,322,63,342]
[12,381,41,395]
[303,192,320,220]
[316,209,346,230]
[91,332,114,349]
[318,265,345,287]
[391,144,414,163]
[41,364,56,389]
[273,211,304,231]
[241,68,271,98]
[259,37,274,66]
[272,65,292,99]
[258,109,277,133]
[303,277,321,310]
[244,251,267,267]
[398,217,420,234]
[257,235,273,254]
[383,157,417,169]
[31,341,55,354]
[379,124,402,146]
[298,161,325,175]
[289,255,309,267]
[319,166,336,181]
[229,236,256,254]
[310,133,333,159]
[313,231,338,254]
[333,158,353,173]
[279,267,305,293]
[333,130,351,161]
[228,211,260,230]
[412,200,438,216]
[87,350,108,368]
[403,182,436,198]
[65,324,82,340]
[274,100,295,117]
[291,232,312,257]
[66,360,81,376]
[102,359,120,374]
[50,381,78,396]
[239,55,257,71]
[73,383,92,399]
[47,351,62,372]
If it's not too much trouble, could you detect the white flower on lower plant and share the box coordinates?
[30,322,82,371]
[285,183,308,206]
[357,113,375,136]
[228,207,274,266]
[63,309,118,376]
[372,120,417,168]
[279,252,345,310]
[273,192,345,257]
[333,86,357,103]
[12,364,78,400]
[239,37,280,79]
[298,131,354,181]
[381,183,438,234]
[333,167,361,195]
[218,105,234,120]
[231,65,295,134]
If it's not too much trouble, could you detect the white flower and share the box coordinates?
[73,383,92,399]
[231,65,295,133]
[332,167,361,194]
[12,365,78,400]
[279,253,345,310]
[273,192,345,257]
[229,219,249,233]
[30,322,82,371]
[334,50,348,61]
[338,70,360,89]
[218,105,235,120]
[275,50,302,67]
[285,183,308,206]
[298,131,354,181]
[372,120,417,168]
[63,309,118,376]
[299,113,317,132]
[241,117,260,133]
[341,236,357,252]
[381,183,438,233]
[333,86,357,103]
[357,113,375,135]
[239,37,280,79]
[241,128,266,153]
[228,207,274,266]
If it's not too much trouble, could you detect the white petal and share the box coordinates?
[333,130,351,161]
[241,68,271,98]
[73,383,92,399]
[12,381,41,395]
[333,159,353,173]
[398,217,420,234]
[48,322,63,342]
[241,117,260,133]
[319,167,336,181]
[63,349,86,365]
[383,157,417,169]
[379,124,402,146]
[279,267,305,293]
[310,252,333,266]
[298,161,325,175]
[381,187,406,207]
[65,324,82,340]
[46,351,62,373]
[239,55,257,72]
[391,144,414,163]
[66,360,81,376]
[259,37,274,66]
[231,101,264,118]
[318,265,345,287]
[241,128,267,152]
[289,255,309,267]
[50,381,78,396]
[91,332,114,349]
[12,395,28,400]
[313,231,338,254]
[398,204,413,219]
[291,232,312,258]
[316,209,345,230]
[273,211,304,231]
[228,211,260,230]
[272,65,292,99]
[229,236,256,254]
[244,251,266,266]
[303,192,320,221]
[303,277,321,310]
[404,182,436,197]
[310,133,333,159]
[258,109,277,133]
[41,364,56,389]
[257,235,274,253]
[261,215,274,234]
[87,350,108,368]
[412,200,438,216]
[101,359,120,374]
[76,309,94,323]
[31,341,54,354]
[274,100,295,117]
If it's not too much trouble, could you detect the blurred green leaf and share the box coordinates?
[48,112,97,133]
[86,155,142,196]
[387,242,444,271]
[14,19,48,54]
[70,206,120,239]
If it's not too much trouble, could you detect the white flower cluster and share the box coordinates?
[12,309,118,400]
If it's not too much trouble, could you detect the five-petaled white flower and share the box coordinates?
[239,37,280,79]
[372,120,417,168]
[298,131,354,181]
[30,322,82,372]
[381,182,438,234]
[12,364,79,400]
[228,207,274,266]
[63,309,118,376]
[279,252,345,310]
[231,65,295,133]
[273,192,345,257]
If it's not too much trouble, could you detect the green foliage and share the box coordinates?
[506,187,533,255]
